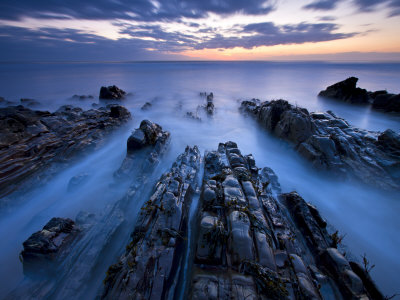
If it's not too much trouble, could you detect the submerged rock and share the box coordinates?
[71,94,94,100]
[241,99,400,190]
[0,104,131,199]
[141,102,152,110]
[67,172,90,192]
[20,218,79,276]
[20,98,40,107]
[200,92,215,115]
[186,111,201,121]
[319,77,400,112]
[99,85,126,100]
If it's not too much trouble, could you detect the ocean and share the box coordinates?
[0,61,399,297]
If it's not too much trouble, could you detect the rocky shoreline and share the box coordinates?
[0,104,131,212]
[15,140,385,299]
[318,77,400,113]
[1,86,397,299]
[240,99,400,190]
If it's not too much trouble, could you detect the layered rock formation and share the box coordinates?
[319,77,400,112]
[101,141,382,299]
[0,104,131,199]
[99,85,126,100]
[102,146,201,299]
[11,120,171,300]
[241,99,400,190]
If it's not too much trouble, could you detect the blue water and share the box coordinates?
[0,61,399,298]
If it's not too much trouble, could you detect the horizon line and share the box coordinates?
[1,59,400,64]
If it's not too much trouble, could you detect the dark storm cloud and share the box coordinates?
[303,0,341,10]
[354,0,400,16]
[303,0,400,16]
[193,22,357,50]
[0,0,275,21]
[319,16,337,21]
[0,18,358,61]
[0,25,186,61]
[0,0,366,60]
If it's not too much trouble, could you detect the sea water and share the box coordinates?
[0,61,399,297]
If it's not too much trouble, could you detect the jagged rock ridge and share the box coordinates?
[0,104,131,199]
[241,99,400,190]
[318,77,400,112]
[100,141,382,299]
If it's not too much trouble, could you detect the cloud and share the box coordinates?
[303,0,341,10]
[0,25,185,61]
[193,22,357,50]
[0,0,275,21]
[353,0,400,16]
[303,0,400,16]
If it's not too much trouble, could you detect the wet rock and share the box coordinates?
[200,92,215,115]
[71,94,94,100]
[99,85,126,100]
[20,98,40,107]
[189,142,380,300]
[127,120,167,152]
[191,142,309,300]
[319,77,400,112]
[12,126,171,300]
[67,173,90,192]
[0,104,131,199]
[141,102,152,110]
[102,146,201,299]
[371,93,400,112]
[350,261,385,300]
[186,111,201,121]
[319,248,369,299]
[376,129,400,155]
[282,192,332,252]
[241,99,400,190]
[318,77,369,104]
[20,218,79,276]
[115,120,170,178]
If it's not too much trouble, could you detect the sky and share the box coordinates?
[0,0,399,61]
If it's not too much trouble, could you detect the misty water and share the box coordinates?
[0,61,399,298]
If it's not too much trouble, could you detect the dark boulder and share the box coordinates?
[109,105,130,118]
[127,120,165,152]
[319,77,400,112]
[318,77,369,104]
[99,85,126,100]
[371,93,400,112]
[20,218,79,275]
[141,102,152,110]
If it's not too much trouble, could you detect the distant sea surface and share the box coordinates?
[0,61,399,131]
[0,61,399,298]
